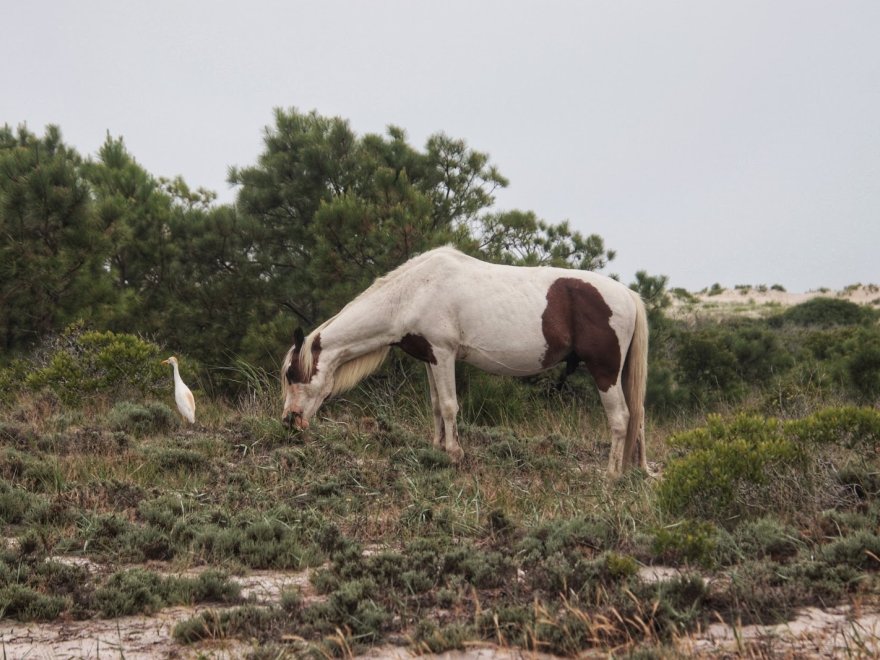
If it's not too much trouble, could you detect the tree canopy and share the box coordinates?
[0,110,623,385]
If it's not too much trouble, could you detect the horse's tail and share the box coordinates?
[622,290,649,471]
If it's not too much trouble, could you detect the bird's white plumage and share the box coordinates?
[162,356,195,423]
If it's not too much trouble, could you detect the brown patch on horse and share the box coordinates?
[286,334,322,384]
[541,278,621,391]
[394,333,438,364]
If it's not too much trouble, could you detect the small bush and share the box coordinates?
[169,569,241,604]
[108,401,176,436]
[787,406,880,448]
[653,520,720,567]
[819,531,880,571]
[675,329,742,402]
[174,605,285,644]
[94,568,165,617]
[94,568,241,618]
[0,359,30,402]
[0,584,66,621]
[778,297,876,327]
[659,414,808,524]
[845,328,880,398]
[732,517,802,562]
[145,446,208,472]
[0,481,38,524]
[25,324,169,404]
[413,620,475,653]
[711,559,805,624]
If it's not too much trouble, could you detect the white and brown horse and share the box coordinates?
[281,247,648,475]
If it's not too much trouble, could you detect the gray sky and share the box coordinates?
[4,1,878,292]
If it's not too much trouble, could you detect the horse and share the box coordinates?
[281,246,648,475]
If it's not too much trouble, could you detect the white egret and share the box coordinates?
[161,356,196,423]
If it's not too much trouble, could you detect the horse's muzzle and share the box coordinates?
[282,411,309,430]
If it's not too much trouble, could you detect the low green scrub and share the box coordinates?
[788,405,880,447]
[652,520,722,567]
[0,552,240,622]
[108,401,176,436]
[0,584,66,621]
[3,330,880,655]
[659,414,809,524]
[776,297,877,327]
[173,605,286,645]
[24,324,170,404]
[95,568,240,618]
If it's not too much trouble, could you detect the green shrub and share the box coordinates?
[233,416,292,448]
[280,588,302,613]
[671,287,699,303]
[0,584,66,621]
[652,520,720,567]
[174,605,285,644]
[0,481,38,524]
[713,559,806,624]
[25,324,169,404]
[675,329,742,401]
[659,414,808,524]
[191,512,326,570]
[294,578,389,642]
[144,446,208,472]
[0,449,65,494]
[646,364,689,416]
[108,401,176,436]
[726,324,793,383]
[787,406,880,448]
[845,328,880,398]
[732,517,802,562]
[519,516,614,562]
[778,297,876,327]
[631,573,708,637]
[94,568,165,617]
[95,568,241,618]
[168,569,241,604]
[0,359,30,402]
[675,323,793,404]
[414,620,475,653]
[819,531,880,571]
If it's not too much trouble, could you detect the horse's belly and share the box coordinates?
[458,345,547,377]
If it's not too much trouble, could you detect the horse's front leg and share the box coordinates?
[427,352,464,463]
[425,364,444,450]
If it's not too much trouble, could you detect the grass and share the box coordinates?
[1,359,880,656]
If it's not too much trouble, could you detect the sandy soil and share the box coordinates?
[683,605,880,658]
[4,564,879,659]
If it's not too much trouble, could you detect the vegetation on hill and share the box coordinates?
[1,114,615,384]
[2,111,879,656]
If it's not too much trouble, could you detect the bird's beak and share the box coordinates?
[161,359,170,365]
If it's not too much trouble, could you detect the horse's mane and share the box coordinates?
[282,247,461,397]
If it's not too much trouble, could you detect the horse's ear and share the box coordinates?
[293,327,305,349]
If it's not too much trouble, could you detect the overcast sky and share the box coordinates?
[4,1,878,292]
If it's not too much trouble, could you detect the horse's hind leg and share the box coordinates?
[427,353,464,463]
[599,383,630,477]
[425,365,444,450]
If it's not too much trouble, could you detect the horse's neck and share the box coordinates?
[321,289,400,360]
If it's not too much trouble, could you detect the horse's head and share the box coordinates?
[281,328,328,429]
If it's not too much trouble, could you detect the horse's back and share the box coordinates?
[405,249,638,377]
